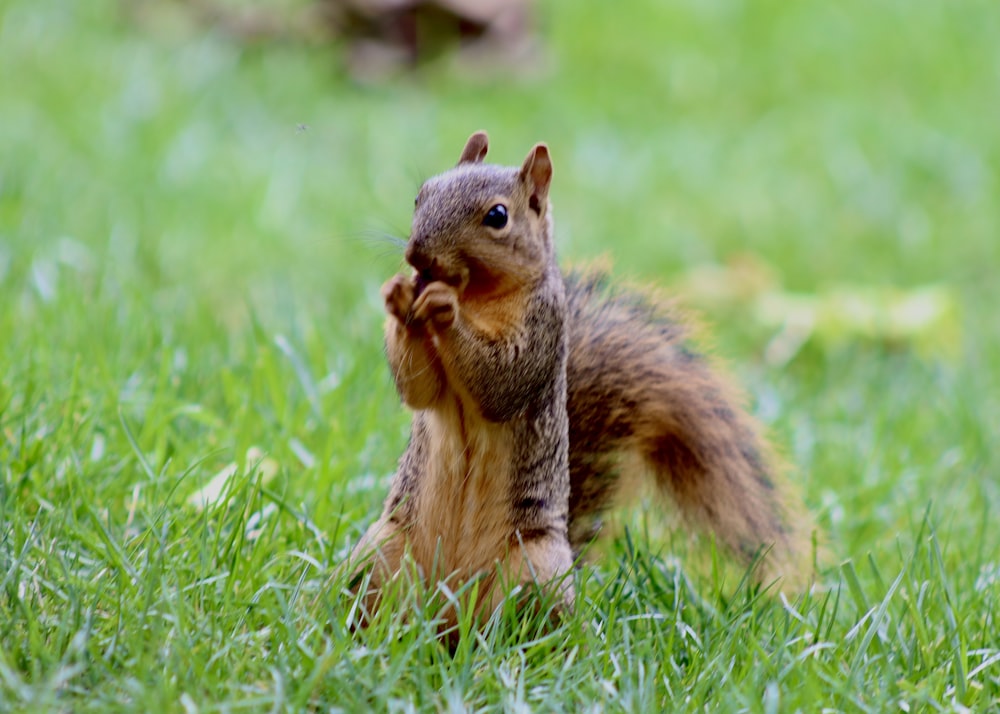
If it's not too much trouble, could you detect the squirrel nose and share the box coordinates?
[405,240,431,272]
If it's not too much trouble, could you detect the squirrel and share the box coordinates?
[347,131,811,632]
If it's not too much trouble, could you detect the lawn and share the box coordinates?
[2,0,999,710]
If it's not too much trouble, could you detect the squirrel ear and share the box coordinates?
[457,131,489,165]
[519,143,552,214]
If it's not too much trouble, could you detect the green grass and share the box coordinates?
[2,0,999,710]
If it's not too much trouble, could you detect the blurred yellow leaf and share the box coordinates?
[676,257,961,365]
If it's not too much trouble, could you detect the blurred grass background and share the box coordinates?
[2,0,999,709]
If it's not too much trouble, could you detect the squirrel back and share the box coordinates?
[348,132,811,632]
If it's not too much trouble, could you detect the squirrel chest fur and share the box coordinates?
[348,132,811,631]
[401,275,569,580]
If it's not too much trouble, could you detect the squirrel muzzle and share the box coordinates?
[405,241,470,296]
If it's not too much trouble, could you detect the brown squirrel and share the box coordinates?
[348,132,810,630]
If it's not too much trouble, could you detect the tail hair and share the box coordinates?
[564,268,812,587]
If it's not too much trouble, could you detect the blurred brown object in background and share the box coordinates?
[125,0,539,80]
[324,0,538,78]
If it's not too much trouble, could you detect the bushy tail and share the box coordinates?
[564,269,811,585]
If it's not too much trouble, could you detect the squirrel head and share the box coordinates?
[406,131,554,298]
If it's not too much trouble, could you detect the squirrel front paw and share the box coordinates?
[381,275,417,324]
[412,282,458,330]
[382,275,458,331]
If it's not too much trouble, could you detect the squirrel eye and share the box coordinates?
[483,204,508,229]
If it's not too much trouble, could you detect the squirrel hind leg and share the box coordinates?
[567,451,622,549]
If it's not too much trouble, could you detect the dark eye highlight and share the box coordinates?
[483,204,508,229]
